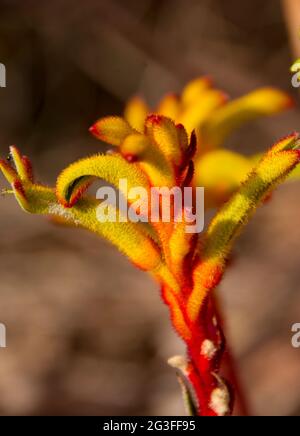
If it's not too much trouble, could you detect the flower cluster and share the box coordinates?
[1,77,299,415]
[121,77,297,207]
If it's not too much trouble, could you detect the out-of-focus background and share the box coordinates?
[0,0,300,416]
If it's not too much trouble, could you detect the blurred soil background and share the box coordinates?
[0,0,300,415]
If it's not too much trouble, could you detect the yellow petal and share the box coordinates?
[120,133,175,187]
[9,146,33,182]
[56,153,150,207]
[0,149,163,272]
[289,163,300,180]
[187,132,300,320]
[90,116,134,145]
[124,96,149,133]
[0,158,57,214]
[37,188,164,272]
[201,88,294,151]
[145,115,184,165]
[70,199,163,272]
[156,94,181,120]
[177,89,227,135]
[0,158,18,184]
[193,150,253,208]
[181,76,213,108]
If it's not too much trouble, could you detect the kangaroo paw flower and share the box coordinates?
[1,84,299,416]
[121,77,294,209]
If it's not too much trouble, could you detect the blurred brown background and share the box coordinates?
[0,0,300,416]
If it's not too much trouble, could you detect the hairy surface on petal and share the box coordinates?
[176,123,189,151]
[1,151,163,271]
[145,115,184,166]
[56,154,150,206]
[0,158,18,184]
[188,133,300,320]
[9,146,33,182]
[90,116,134,145]
[169,221,195,282]
[120,133,175,187]
[70,198,163,272]
[46,192,164,271]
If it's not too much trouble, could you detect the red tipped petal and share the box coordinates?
[89,124,99,137]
